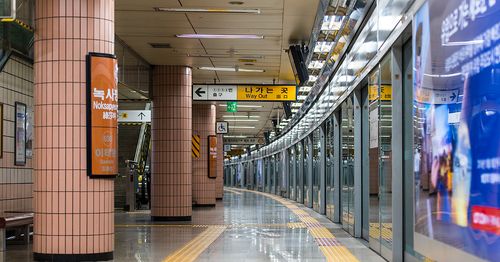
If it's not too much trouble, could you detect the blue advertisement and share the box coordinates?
[413,0,500,261]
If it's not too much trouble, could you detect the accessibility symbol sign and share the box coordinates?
[216,121,229,134]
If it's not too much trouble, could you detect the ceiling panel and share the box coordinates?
[116,0,320,140]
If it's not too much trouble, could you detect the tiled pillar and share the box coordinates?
[33,0,115,260]
[192,104,216,206]
[216,134,224,200]
[151,66,192,221]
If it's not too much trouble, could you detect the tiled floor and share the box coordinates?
[3,189,385,261]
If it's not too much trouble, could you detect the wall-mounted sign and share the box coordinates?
[208,135,217,179]
[224,144,232,152]
[216,121,229,134]
[226,102,237,113]
[193,85,297,102]
[26,107,33,158]
[14,102,26,166]
[118,110,151,122]
[223,137,264,145]
[86,53,119,178]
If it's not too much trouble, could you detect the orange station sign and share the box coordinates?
[208,135,217,179]
[86,53,118,177]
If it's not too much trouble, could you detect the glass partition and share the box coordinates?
[313,128,322,212]
[326,117,336,220]
[289,147,296,201]
[341,96,355,235]
[304,138,312,207]
[270,155,276,194]
[368,55,394,258]
[296,142,304,203]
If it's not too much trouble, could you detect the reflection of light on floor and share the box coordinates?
[231,188,360,262]
[369,223,393,242]
[426,198,434,238]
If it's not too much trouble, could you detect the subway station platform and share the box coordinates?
[5,189,382,262]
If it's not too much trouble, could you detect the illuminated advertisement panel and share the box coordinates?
[413,1,500,261]
[86,53,119,177]
[208,135,217,179]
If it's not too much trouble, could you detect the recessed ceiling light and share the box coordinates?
[219,104,262,108]
[225,119,259,122]
[198,67,265,73]
[154,7,260,14]
[176,34,264,39]
[222,115,260,118]
[130,90,137,93]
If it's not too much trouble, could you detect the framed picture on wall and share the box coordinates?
[14,102,27,166]
[0,103,3,159]
[26,107,33,158]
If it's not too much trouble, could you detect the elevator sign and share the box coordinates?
[86,53,119,178]
[193,85,297,102]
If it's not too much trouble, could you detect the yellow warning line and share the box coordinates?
[231,188,359,262]
[163,225,226,262]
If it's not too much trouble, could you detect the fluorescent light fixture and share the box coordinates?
[314,42,335,53]
[291,102,302,108]
[176,34,264,39]
[198,67,265,72]
[321,16,343,31]
[238,68,265,73]
[232,126,256,129]
[292,109,299,113]
[300,86,312,93]
[225,119,259,122]
[224,135,248,138]
[308,60,325,69]
[297,95,308,100]
[219,104,262,108]
[222,115,260,118]
[199,67,236,72]
[154,7,261,14]
[308,75,318,82]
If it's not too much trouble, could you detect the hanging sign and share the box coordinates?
[86,53,119,178]
[193,85,297,102]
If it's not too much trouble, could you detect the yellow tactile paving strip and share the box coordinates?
[369,223,393,242]
[228,188,359,262]
[162,225,227,262]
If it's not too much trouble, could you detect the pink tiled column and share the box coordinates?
[33,0,115,260]
[216,134,224,200]
[151,66,192,221]
[192,104,217,206]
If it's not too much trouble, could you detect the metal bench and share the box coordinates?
[0,212,33,252]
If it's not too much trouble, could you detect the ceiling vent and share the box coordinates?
[149,43,172,49]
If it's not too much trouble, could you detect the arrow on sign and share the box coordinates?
[450,92,457,102]
[138,112,146,120]
[195,87,206,98]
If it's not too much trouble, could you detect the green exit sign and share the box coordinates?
[227,102,238,112]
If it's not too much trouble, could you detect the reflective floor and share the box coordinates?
[4,188,384,261]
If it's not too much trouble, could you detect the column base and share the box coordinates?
[151,216,192,222]
[34,252,113,262]
[193,204,216,208]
